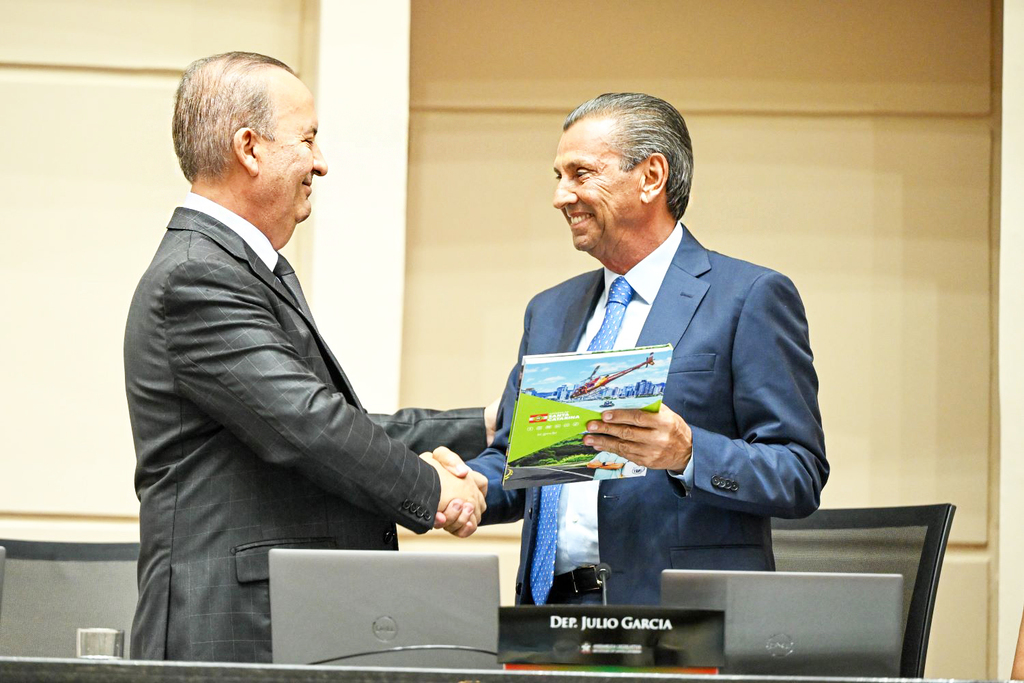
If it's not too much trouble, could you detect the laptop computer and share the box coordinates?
[269,549,500,668]
[661,569,903,676]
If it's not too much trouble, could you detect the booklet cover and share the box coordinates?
[502,344,673,489]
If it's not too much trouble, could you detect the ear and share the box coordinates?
[638,153,669,205]
[232,128,260,177]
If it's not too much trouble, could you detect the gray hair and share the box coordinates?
[564,93,694,220]
[172,51,294,183]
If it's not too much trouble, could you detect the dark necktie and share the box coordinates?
[273,254,314,322]
[529,275,634,605]
[271,253,360,405]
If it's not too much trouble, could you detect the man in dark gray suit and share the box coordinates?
[124,52,488,663]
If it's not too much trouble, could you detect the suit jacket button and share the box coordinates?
[383,530,395,544]
[711,476,722,487]
[401,500,411,510]
[730,482,739,492]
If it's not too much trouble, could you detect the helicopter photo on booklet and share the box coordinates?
[502,344,673,490]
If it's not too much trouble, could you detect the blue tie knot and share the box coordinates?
[608,276,633,307]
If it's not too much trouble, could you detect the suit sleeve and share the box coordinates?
[371,407,486,458]
[467,306,532,525]
[163,258,440,533]
[687,271,828,518]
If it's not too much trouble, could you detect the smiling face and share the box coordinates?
[253,68,328,249]
[552,117,646,269]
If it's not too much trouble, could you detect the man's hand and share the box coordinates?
[420,449,487,538]
[422,447,474,532]
[582,404,693,471]
[484,396,501,446]
[433,447,488,537]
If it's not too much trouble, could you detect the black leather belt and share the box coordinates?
[548,565,603,602]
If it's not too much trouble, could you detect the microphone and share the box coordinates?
[596,563,612,606]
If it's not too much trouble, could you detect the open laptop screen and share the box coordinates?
[269,549,500,669]
[661,569,903,676]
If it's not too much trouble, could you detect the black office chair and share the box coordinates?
[0,540,139,657]
[771,504,955,678]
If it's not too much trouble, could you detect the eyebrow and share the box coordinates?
[554,157,587,174]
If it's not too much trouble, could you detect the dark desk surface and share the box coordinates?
[0,657,998,683]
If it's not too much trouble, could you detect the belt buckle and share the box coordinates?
[574,564,600,593]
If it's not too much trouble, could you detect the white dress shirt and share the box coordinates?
[553,223,690,574]
[183,192,278,272]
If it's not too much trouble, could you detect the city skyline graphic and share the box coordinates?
[520,347,672,402]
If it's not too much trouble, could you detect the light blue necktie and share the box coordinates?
[530,275,634,604]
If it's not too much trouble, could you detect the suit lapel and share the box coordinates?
[272,262,364,411]
[636,224,711,348]
[167,208,363,409]
[252,254,366,411]
[557,270,604,352]
[169,209,302,317]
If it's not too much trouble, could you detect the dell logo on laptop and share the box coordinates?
[372,616,398,642]
[765,633,794,658]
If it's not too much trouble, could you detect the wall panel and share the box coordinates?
[406,0,995,676]
[925,553,989,678]
[403,111,590,409]
[411,0,990,115]
[0,0,302,71]
[405,112,992,541]
[0,72,185,516]
[998,1,1022,675]
[0,1,304,524]
[0,518,139,543]
[687,115,991,543]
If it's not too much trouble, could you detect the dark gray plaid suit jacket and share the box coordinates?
[124,208,484,662]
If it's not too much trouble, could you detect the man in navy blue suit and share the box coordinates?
[439,93,828,606]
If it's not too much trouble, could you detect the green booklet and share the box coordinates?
[502,344,673,490]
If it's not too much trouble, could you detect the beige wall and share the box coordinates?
[999,1,1023,677]
[307,0,414,415]
[402,0,997,678]
[0,0,314,539]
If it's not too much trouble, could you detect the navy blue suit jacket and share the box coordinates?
[469,226,828,605]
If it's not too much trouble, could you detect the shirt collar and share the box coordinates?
[183,192,279,272]
[604,222,683,305]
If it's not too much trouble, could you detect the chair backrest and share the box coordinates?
[771,504,955,678]
[0,540,139,658]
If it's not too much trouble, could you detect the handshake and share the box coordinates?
[420,447,487,538]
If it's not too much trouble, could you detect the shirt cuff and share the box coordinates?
[668,458,694,494]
